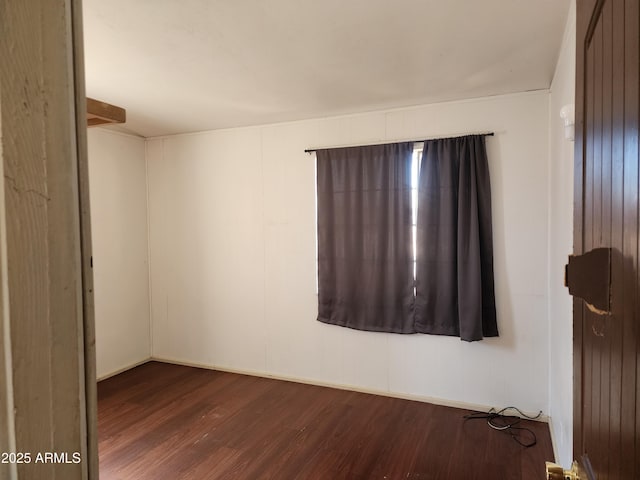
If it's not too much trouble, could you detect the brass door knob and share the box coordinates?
[545,461,581,480]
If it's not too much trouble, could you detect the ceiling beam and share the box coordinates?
[86,97,126,127]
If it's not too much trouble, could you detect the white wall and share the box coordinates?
[146,91,550,413]
[547,0,576,467]
[88,129,151,379]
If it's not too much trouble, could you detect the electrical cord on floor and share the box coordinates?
[463,406,542,448]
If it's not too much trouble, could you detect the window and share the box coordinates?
[315,142,415,333]
[314,135,498,341]
[314,143,422,298]
[411,144,422,297]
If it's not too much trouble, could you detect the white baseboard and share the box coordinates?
[150,355,549,423]
[97,357,152,381]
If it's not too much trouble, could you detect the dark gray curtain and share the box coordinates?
[414,135,498,341]
[316,143,415,333]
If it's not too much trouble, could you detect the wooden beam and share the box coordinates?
[86,97,126,127]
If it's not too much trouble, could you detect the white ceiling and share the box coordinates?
[83,0,571,138]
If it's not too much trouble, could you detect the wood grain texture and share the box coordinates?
[87,98,126,127]
[574,0,640,478]
[607,4,625,478]
[622,2,640,478]
[72,0,100,476]
[2,1,53,474]
[0,80,17,480]
[0,0,94,477]
[98,362,554,480]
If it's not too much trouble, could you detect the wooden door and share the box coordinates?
[574,0,639,478]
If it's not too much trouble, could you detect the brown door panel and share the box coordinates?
[573,0,639,478]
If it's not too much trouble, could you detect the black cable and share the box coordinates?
[463,406,543,448]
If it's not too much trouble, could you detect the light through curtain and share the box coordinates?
[315,135,498,341]
[315,143,415,333]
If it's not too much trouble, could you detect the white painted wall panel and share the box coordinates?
[88,129,151,379]
[147,91,550,412]
[547,0,576,467]
[147,130,267,372]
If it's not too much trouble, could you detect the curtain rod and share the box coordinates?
[304,132,494,153]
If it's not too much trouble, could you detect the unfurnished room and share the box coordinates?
[1,0,639,479]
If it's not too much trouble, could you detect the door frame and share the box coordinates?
[572,0,598,464]
[0,0,97,478]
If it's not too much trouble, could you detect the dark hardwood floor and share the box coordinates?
[98,361,554,479]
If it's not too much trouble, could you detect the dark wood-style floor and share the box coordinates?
[98,361,554,479]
